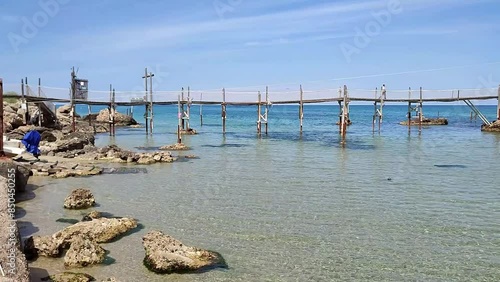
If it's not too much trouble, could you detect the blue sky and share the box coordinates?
[1,0,500,99]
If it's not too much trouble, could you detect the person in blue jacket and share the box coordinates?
[21,130,41,160]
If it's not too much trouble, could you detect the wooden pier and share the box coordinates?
[2,74,500,142]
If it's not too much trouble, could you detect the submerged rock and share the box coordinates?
[142,230,227,274]
[81,210,102,221]
[64,189,96,209]
[24,217,137,258]
[64,237,106,268]
[159,143,190,151]
[399,117,448,126]
[41,272,95,282]
[180,128,197,135]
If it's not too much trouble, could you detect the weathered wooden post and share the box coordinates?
[419,87,423,134]
[257,91,262,135]
[181,87,185,131]
[299,85,304,134]
[265,86,269,135]
[70,69,76,132]
[222,88,226,134]
[373,87,377,133]
[407,87,412,134]
[341,85,348,137]
[38,78,43,126]
[177,94,182,144]
[109,84,113,136]
[497,84,500,120]
[143,68,149,135]
[112,88,116,136]
[25,77,30,122]
[200,93,203,126]
[186,86,191,131]
[149,72,154,134]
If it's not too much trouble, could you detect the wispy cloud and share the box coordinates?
[56,0,493,59]
[1,14,19,23]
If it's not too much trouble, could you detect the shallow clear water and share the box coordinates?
[18,104,500,281]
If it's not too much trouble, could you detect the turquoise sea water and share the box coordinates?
[18,104,500,281]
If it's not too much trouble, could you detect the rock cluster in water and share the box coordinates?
[142,230,227,274]
[159,143,190,151]
[64,189,96,209]
[399,117,448,126]
[481,120,500,132]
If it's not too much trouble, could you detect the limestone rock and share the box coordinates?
[81,210,102,221]
[64,189,96,209]
[180,128,197,135]
[41,272,94,282]
[64,237,106,268]
[399,117,448,126]
[481,120,500,132]
[96,108,138,126]
[142,230,227,274]
[25,217,138,258]
[159,143,190,151]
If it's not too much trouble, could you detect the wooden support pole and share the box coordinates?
[70,69,76,132]
[299,85,304,133]
[149,72,154,134]
[419,87,423,134]
[88,105,92,126]
[257,91,262,135]
[408,87,411,134]
[38,78,42,126]
[181,87,185,130]
[177,94,182,143]
[187,86,191,130]
[112,88,116,136]
[222,88,226,134]
[0,78,4,157]
[143,68,149,135]
[109,84,113,136]
[24,77,30,124]
[265,86,269,135]
[373,87,377,133]
[497,84,500,120]
[200,93,203,126]
[341,85,348,137]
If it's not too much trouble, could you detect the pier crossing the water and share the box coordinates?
[2,77,500,141]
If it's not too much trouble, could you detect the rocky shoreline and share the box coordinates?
[2,100,226,281]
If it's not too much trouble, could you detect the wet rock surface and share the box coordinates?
[41,272,95,282]
[399,117,448,126]
[24,217,138,259]
[481,120,500,132]
[64,189,96,209]
[95,108,138,126]
[159,143,190,151]
[64,237,107,268]
[142,230,227,274]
